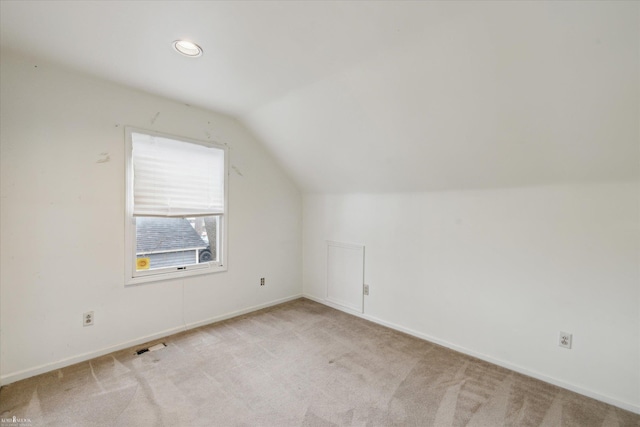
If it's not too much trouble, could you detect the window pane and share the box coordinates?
[135,216,219,271]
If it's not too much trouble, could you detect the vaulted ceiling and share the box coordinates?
[1,1,638,192]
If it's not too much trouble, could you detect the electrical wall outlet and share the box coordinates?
[260,277,265,286]
[83,311,94,327]
[363,284,369,296]
[559,331,572,349]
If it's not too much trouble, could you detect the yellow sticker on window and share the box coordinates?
[136,258,150,270]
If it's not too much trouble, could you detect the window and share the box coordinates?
[125,127,227,285]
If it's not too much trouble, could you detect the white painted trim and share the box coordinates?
[325,240,364,250]
[125,262,227,287]
[137,246,206,255]
[302,293,640,415]
[0,294,302,386]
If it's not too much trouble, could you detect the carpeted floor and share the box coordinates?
[1,298,638,426]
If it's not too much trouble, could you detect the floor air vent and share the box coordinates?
[136,342,167,355]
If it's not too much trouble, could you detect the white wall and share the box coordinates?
[303,183,639,412]
[0,52,302,383]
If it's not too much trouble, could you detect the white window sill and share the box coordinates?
[125,264,227,286]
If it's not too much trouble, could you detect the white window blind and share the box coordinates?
[132,132,225,217]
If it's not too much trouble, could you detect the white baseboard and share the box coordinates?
[302,293,640,415]
[0,294,302,387]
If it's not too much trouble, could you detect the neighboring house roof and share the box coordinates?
[136,217,207,253]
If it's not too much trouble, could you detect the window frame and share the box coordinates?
[124,127,228,286]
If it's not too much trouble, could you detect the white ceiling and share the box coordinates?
[1,1,638,192]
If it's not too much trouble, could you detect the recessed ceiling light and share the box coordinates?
[172,40,203,57]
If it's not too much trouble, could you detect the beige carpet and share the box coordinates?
[1,298,638,426]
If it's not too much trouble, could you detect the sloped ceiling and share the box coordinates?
[1,1,638,192]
